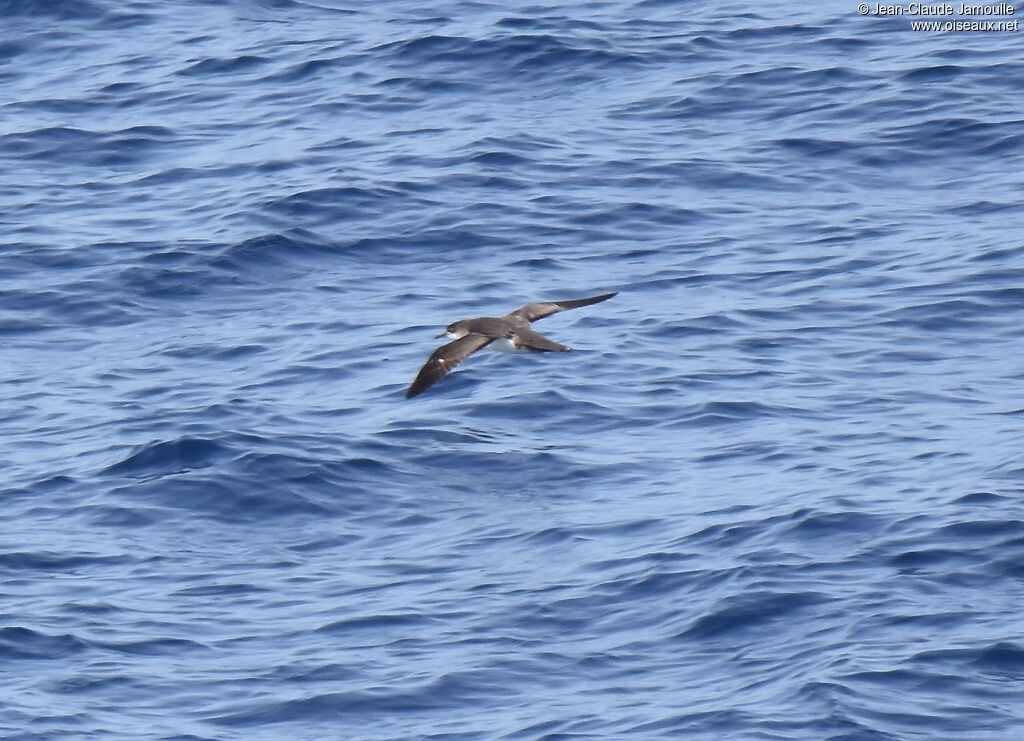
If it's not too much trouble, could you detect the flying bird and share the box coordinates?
[405,292,617,398]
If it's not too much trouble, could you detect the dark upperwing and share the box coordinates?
[406,333,495,398]
[506,292,617,323]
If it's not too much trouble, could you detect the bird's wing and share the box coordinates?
[512,329,570,352]
[506,291,617,322]
[405,333,495,398]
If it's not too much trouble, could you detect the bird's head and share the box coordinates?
[436,320,471,340]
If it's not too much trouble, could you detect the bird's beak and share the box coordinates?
[435,331,447,339]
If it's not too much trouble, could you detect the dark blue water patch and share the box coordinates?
[0,626,89,661]
[2,474,77,500]
[673,400,798,428]
[370,31,644,87]
[612,569,697,601]
[507,256,564,270]
[960,275,1024,304]
[878,298,999,331]
[784,510,886,539]
[626,709,766,740]
[106,472,333,524]
[888,547,979,570]
[695,440,785,464]
[0,550,130,575]
[93,636,210,657]
[173,582,271,598]
[99,433,418,523]
[409,445,589,489]
[565,201,704,230]
[467,149,530,168]
[726,22,823,45]
[210,689,423,727]
[899,64,965,84]
[0,125,178,169]
[426,170,531,196]
[375,74,478,95]
[866,514,1024,581]
[0,0,102,20]
[176,54,271,77]
[0,285,140,332]
[378,426,499,446]
[85,505,158,528]
[973,642,1024,678]
[134,242,240,274]
[839,665,962,695]
[315,611,436,636]
[210,232,338,273]
[261,56,350,84]
[495,15,608,34]
[48,670,141,697]
[937,519,1024,540]
[211,664,533,728]
[911,641,1024,679]
[261,185,405,224]
[211,343,266,360]
[774,136,862,158]
[462,390,575,420]
[981,130,1024,157]
[351,221,509,257]
[117,266,211,300]
[368,33,481,65]
[646,313,748,339]
[101,436,234,478]
[953,491,1009,506]
[94,9,152,30]
[0,40,27,61]
[880,117,1024,159]
[990,553,1024,581]
[1,126,95,157]
[684,510,789,551]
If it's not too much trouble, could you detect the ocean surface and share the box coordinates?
[3,1,1024,738]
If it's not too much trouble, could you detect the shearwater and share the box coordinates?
[405,292,617,398]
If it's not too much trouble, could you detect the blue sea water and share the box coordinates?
[3,0,1024,738]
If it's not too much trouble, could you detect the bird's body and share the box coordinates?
[405,292,616,398]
